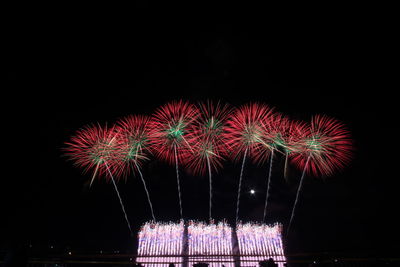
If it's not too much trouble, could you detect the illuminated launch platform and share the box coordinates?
[136,221,286,267]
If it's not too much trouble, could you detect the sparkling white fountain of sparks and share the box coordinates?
[236,222,286,267]
[136,221,286,266]
[188,220,234,267]
[137,221,185,266]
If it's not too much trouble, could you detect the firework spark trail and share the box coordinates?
[263,149,274,223]
[287,156,311,236]
[134,160,156,222]
[207,156,213,222]
[174,145,183,219]
[104,161,133,236]
[283,153,289,181]
[89,163,100,187]
[236,148,248,225]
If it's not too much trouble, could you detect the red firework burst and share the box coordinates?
[113,115,153,178]
[64,123,124,184]
[265,115,311,155]
[262,113,291,151]
[290,114,353,177]
[224,102,275,164]
[149,100,200,165]
[184,101,233,175]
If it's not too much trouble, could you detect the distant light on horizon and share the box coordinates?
[250,189,255,194]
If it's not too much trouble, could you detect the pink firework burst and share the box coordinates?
[149,100,200,165]
[224,102,276,164]
[184,101,233,175]
[290,114,353,177]
[113,115,153,178]
[64,123,123,184]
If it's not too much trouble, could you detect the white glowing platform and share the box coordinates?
[136,221,286,267]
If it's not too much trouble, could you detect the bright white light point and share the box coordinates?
[250,189,255,194]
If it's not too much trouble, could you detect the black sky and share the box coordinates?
[3,5,398,258]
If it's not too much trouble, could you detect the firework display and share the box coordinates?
[136,221,286,267]
[185,101,232,221]
[114,115,156,221]
[185,101,232,175]
[64,99,354,243]
[287,114,353,235]
[64,123,134,235]
[224,102,276,164]
[64,123,122,185]
[113,115,153,178]
[290,114,353,177]
[223,102,276,224]
[149,100,199,165]
[149,100,200,218]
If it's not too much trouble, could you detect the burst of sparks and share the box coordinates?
[184,101,233,175]
[290,114,353,177]
[113,115,153,178]
[64,123,123,183]
[224,102,276,164]
[149,100,199,165]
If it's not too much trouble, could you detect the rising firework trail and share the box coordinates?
[174,145,183,218]
[150,100,199,219]
[263,149,274,223]
[207,156,212,221]
[286,156,310,236]
[134,160,156,221]
[236,148,248,224]
[105,161,134,236]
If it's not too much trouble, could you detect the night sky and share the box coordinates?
[3,6,398,258]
